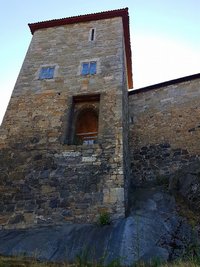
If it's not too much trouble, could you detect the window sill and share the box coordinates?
[62,143,101,150]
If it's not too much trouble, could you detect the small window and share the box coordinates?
[82,63,90,75]
[39,66,55,79]
[81,62,96,75]
[90,28,95,41]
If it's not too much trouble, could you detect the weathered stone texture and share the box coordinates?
[0,17,129,228]
[129,78,200,184]
[2,9,199,230]
[168,159,200,212]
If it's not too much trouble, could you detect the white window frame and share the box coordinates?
[78,58,100,76]
[89,28,96,42]
[36,64,59,81]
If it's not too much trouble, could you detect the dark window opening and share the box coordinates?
[74,109,98,145]
[39,66,55,79]
[81,61,96,75]
[90,28,95,41]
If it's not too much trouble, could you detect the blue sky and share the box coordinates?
[0,0,200,124]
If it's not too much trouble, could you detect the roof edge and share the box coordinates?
[129,73,200,95]
[28,8,129,34]
[28,8,133,89]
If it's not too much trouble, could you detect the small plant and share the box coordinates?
[182,229,200,263]
[98,211,111,226]
[106,258,121,267]
[76,249,91,267]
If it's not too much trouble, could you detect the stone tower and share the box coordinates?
[0,8,132,228]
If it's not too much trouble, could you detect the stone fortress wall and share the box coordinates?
[129,75,200,186]
[0,8,200,229]
[0,11,130,229]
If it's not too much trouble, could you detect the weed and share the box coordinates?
[181,229,200,264]
[76,253,90,267]
[133,257,163,267]
[98,211,111,226]
[150,257,164,267]
[106,258,121,267]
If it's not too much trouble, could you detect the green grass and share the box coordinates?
[1,256,200,267]
[134,256,200,266]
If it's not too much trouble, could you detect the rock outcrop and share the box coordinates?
[0,185,197,265]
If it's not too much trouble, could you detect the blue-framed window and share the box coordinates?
[39,66,55,79]
[81,61,97,75]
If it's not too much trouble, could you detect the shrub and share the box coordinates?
[98,211,111,226]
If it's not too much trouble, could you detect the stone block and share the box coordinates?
[8,214,25,224]
[82,156,96,162]
[103,187,124,204]
[0,215,10,225]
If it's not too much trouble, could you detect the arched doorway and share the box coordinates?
[75,108,98,145]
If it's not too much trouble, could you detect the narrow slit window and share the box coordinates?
[90,28,95,41]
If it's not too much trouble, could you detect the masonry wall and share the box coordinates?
[0,17,129,228]
[121,45,130,210]
[129,77,200,185]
